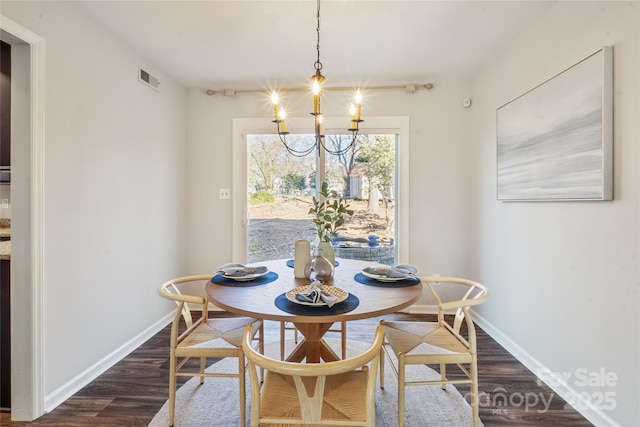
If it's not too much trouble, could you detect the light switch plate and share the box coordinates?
[1,198,8,208]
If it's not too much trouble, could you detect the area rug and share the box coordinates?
[148,339,482,426]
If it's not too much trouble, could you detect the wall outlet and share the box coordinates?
[1,198,8,209]
[219,188,231,199]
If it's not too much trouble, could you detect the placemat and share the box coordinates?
[274,292,359,315]
[286,259,340,268]
[211,271,279,287]
[353,272,421,288]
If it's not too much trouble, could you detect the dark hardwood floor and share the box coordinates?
[1,313,593,426]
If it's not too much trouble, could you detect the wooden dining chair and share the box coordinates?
[245,324,384,427]
[380,276,490,427]
[158,275,264,427]
[279,320,347,360]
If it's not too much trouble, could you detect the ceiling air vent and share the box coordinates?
[138,67,160,91]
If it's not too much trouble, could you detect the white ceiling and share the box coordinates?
[78,1,554,90]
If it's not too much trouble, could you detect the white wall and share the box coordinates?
[185,79,474,302]
[469,2,639,426]
[2,1,188,413]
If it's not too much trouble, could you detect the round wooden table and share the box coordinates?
[205,258,422,363]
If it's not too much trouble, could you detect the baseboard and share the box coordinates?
[471,310,620,427]
[43,311,174,413]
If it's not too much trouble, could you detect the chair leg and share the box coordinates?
[239,349,246,427]
[340,321,347,358]
[471,357,479,427]
[169,351,177,427]
[398,353,406,427]
[440,363,447,389]
[279,321,285,360]
[200,356,206,384]
[259,322,264,382]
[379,346,385,389]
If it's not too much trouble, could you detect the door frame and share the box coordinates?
[232,116,410,264]
[0,15,45,420]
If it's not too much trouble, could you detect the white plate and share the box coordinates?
[286,285,349,306]
[361,270,410,282]
[223,270,269,281]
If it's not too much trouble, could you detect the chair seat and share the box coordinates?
[379,277,490,427]
[259,369,369,425]
[383,320,472,364]
[159,275,265,427]
[245,325,384,427]
[179,316,260,352]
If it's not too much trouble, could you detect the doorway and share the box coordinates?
[0,38,12,412]
[0,15,45,421]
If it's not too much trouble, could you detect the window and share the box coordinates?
[232,117,410,265]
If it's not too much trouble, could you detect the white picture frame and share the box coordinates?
[497,46,613,201]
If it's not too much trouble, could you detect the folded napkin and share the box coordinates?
[295,282,338,307]
[215,263,268,277]
[362,264,418,279]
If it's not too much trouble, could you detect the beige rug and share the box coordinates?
[148,339,481,426]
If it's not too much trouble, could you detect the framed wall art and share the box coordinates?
[496,46,613,201]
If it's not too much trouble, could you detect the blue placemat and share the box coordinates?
[211,271,279,287]
[286,259,340,268]
[274,292,359,315]
[353,272,421,288]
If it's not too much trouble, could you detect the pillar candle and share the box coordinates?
[294,240,311,278]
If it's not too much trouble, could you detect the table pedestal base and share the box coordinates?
[286,322,340,363]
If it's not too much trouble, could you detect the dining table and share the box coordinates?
[205,258,422,363]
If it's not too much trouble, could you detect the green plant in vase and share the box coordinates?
[308,182,354,268]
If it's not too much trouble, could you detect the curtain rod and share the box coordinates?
[205,82,433,97]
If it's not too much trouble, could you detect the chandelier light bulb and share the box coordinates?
[355,89,362,104]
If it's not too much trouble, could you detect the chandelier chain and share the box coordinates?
[314,0,322,72]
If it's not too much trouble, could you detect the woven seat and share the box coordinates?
[380,276,490,427]
[244,324,384,427]
[158,275,264,427]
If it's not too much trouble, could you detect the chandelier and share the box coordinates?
[270,0,363,157]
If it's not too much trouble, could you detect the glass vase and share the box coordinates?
[304,248,334,283]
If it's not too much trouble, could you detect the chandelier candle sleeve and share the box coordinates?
[279,109,287,133]
[350,104,357,129]
[312,79,321,114]
[355,89,362,121]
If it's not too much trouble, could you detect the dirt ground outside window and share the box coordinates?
[247,196,394,263]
